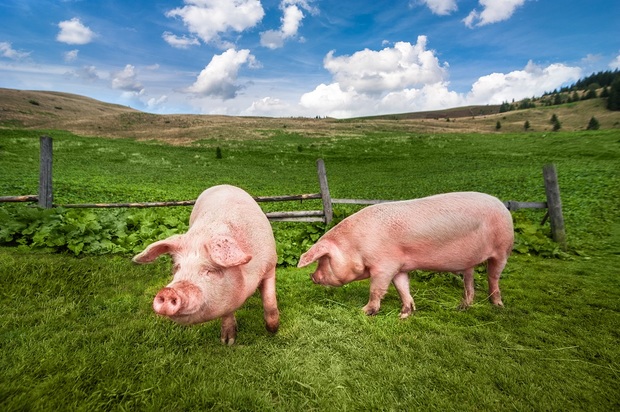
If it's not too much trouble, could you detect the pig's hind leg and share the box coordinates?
[392,271,415,319]
[258,272,280,334]
[487,257,506,307]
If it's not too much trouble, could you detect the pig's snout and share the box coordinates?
[310,272,320,284]
[153,287,182,316]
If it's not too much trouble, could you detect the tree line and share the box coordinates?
[499,69,620,113]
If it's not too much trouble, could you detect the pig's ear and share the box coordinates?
[208,235,252,268]
[132,235,182,264]
[297,242,331,267]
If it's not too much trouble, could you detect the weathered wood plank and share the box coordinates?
[0,195,38,203]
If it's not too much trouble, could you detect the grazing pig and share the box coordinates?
[133,185,279,345]
[298,192,513,318]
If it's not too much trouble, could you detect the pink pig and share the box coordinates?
[133,185,279,345]
[298,192,514,318]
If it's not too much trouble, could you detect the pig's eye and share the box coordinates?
[172,263,180,273]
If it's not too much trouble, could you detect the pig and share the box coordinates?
[298,192,513,318]
[132,184,279,345]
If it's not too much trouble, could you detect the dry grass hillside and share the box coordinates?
[1,88,619,144]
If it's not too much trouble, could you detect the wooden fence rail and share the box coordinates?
[0,136,567,248]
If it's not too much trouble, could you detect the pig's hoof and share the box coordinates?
[399,304,414,319]
[220,332,236,346]
[362,304,379,316]
[458,302,472,311]
[492,300,504,308]
[265,321,279,334]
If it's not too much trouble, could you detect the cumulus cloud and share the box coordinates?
[323,36,447,95]
[0,41,31,60]
[64,49,79,63]
[260,1,317,49]
[417,0,458,16]
[111,64,144,94]
[185,48,258,99]
[57,18,95,45]
[298,39,581,118]
[609,53,620,70]
[464,0,526,28]
[465,61,581,104]
[243,96,289,116]
[162,32,200,49]
[165,0,264,47]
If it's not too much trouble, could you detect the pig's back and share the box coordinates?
[189,185,276,258]
[340,191,512,244]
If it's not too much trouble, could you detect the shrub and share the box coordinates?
[586,117,600,130]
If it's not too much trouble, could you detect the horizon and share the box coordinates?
[1,1,619,118]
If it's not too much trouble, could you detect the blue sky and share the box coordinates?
[1,0,618,118]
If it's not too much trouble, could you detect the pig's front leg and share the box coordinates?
[362,271,395,316]
[392,271,415,319]
[258,272,280,334]
[220,313,237,345]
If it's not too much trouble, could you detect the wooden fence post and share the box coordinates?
[316,158,333,224]
[542,164,567,250]
[38,135,53,209]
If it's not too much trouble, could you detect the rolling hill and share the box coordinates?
[1,87,618,143]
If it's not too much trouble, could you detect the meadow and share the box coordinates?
[1,127,619,411]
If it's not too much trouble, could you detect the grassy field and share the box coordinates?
[1,126,619,410]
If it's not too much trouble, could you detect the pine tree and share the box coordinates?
[524,120,530,131]
[587,117,600,130]
[608,78,620,111]
[495,121,502,130]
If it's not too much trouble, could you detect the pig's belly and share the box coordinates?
[400,237,492,272]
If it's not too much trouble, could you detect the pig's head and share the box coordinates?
[133,234,251,325]
[297,239,364,287]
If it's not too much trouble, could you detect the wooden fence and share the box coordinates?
[1,135,567,249]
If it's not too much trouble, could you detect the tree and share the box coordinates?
[608,78,620,111]
[587,117,600,130]
[550,114,558,124]
[552,119,561,132]
[495,121,502,130]
[524,120,530,131]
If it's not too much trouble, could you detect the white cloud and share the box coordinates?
[609,53,620,70]
[418,0,458,16]
[0,42,31,60]
[165,0,264,47]
[466,61,581,104]
[57,18,95,45]
[68,65,101,82]
[323,37,447,95]
[162,32,200,49]
[64,49,79,63]
[464,0,526,28]
[111,64,144,94]
[147,95,168,109]
[243,96,289,116]
[298,40,581,118]
[300,83,370,118]
[260,1,317,49]
[185,48,258,99]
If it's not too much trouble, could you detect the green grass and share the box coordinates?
[1,251,618,410]
[1,127,620,410]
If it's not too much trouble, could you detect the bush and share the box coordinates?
[587,117,600,130]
